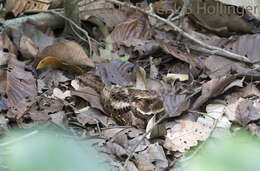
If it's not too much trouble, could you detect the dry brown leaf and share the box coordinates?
[5,0,51,16]
[225,98,260,126]
[185,0,253,34]
[205,34,260,79]
[157,39,202,68]
[240,83,260,98]
[50,111,67,128]
[164,120,211,152]
[95,59,135,86]
[0,51,9,93]
[15,96,63,128]
[37,69,70,93]
[111,12,152,47]
[10,20,55,59]
[135,66,147,90]
[38,41,94,67]
[163,87,189,117]
[99,142,128,160]
[6,54,37,117]
[80,0,127,29]
[20,35,39,58]
[72,76,105,113]
[76,108,114,127]
[191,75,235,110]
[36,56,84,75]
[135,143,168,170]
[0,33,17,55]
[71,88,105,113]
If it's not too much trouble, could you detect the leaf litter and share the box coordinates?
[2,0,260,170]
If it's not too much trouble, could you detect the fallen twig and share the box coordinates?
[106,0,252,64]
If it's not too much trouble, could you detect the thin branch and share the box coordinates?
[106,0,252,64]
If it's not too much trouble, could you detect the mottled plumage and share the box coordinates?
[78,74,164,126]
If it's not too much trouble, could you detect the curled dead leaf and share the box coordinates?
[36,56,83,75]
[38,41,95,68]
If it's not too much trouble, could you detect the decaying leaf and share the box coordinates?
[36,56,84,75]
[10,20,55,58]
[0,32,17,55]
[135,66,147,90]
[111,12,153,48]
[184,0,257,34]
[50,111,67,128]
[146,115,166,139]
[164,120,211,152]
[163,87,190,117]
[52,88,71,100]
[197,104,231,138]
[6,54,37,117]
[5,0,51,16]
[76,108,114,127]
[109,10,161,57]
[20,35,39,58]
[135,143,168,170]
[71,88,105,113]
[37,69,70,93]
[80,0,128,29]
[95,59,135,86]
[0,51,9,93]
[240,83,260,97]
[225,98,260,126]
[38,41,95,67]
[192,75,235,110]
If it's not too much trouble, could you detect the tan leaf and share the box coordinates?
[0,51,9,93]
[36,56,84,75]
[5,0,51,16]
[38,41,94,67]
[52,88,71,100]
[164,120,211,152]
[166,73,189,82]
[20,35,39,58]
[0,33,17,55]
[225,98,260,126]
[135,66,147,90]
[240,83,260,98]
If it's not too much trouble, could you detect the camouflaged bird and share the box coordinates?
[77,74,164,128]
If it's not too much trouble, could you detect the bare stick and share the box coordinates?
[106,0,252,64]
